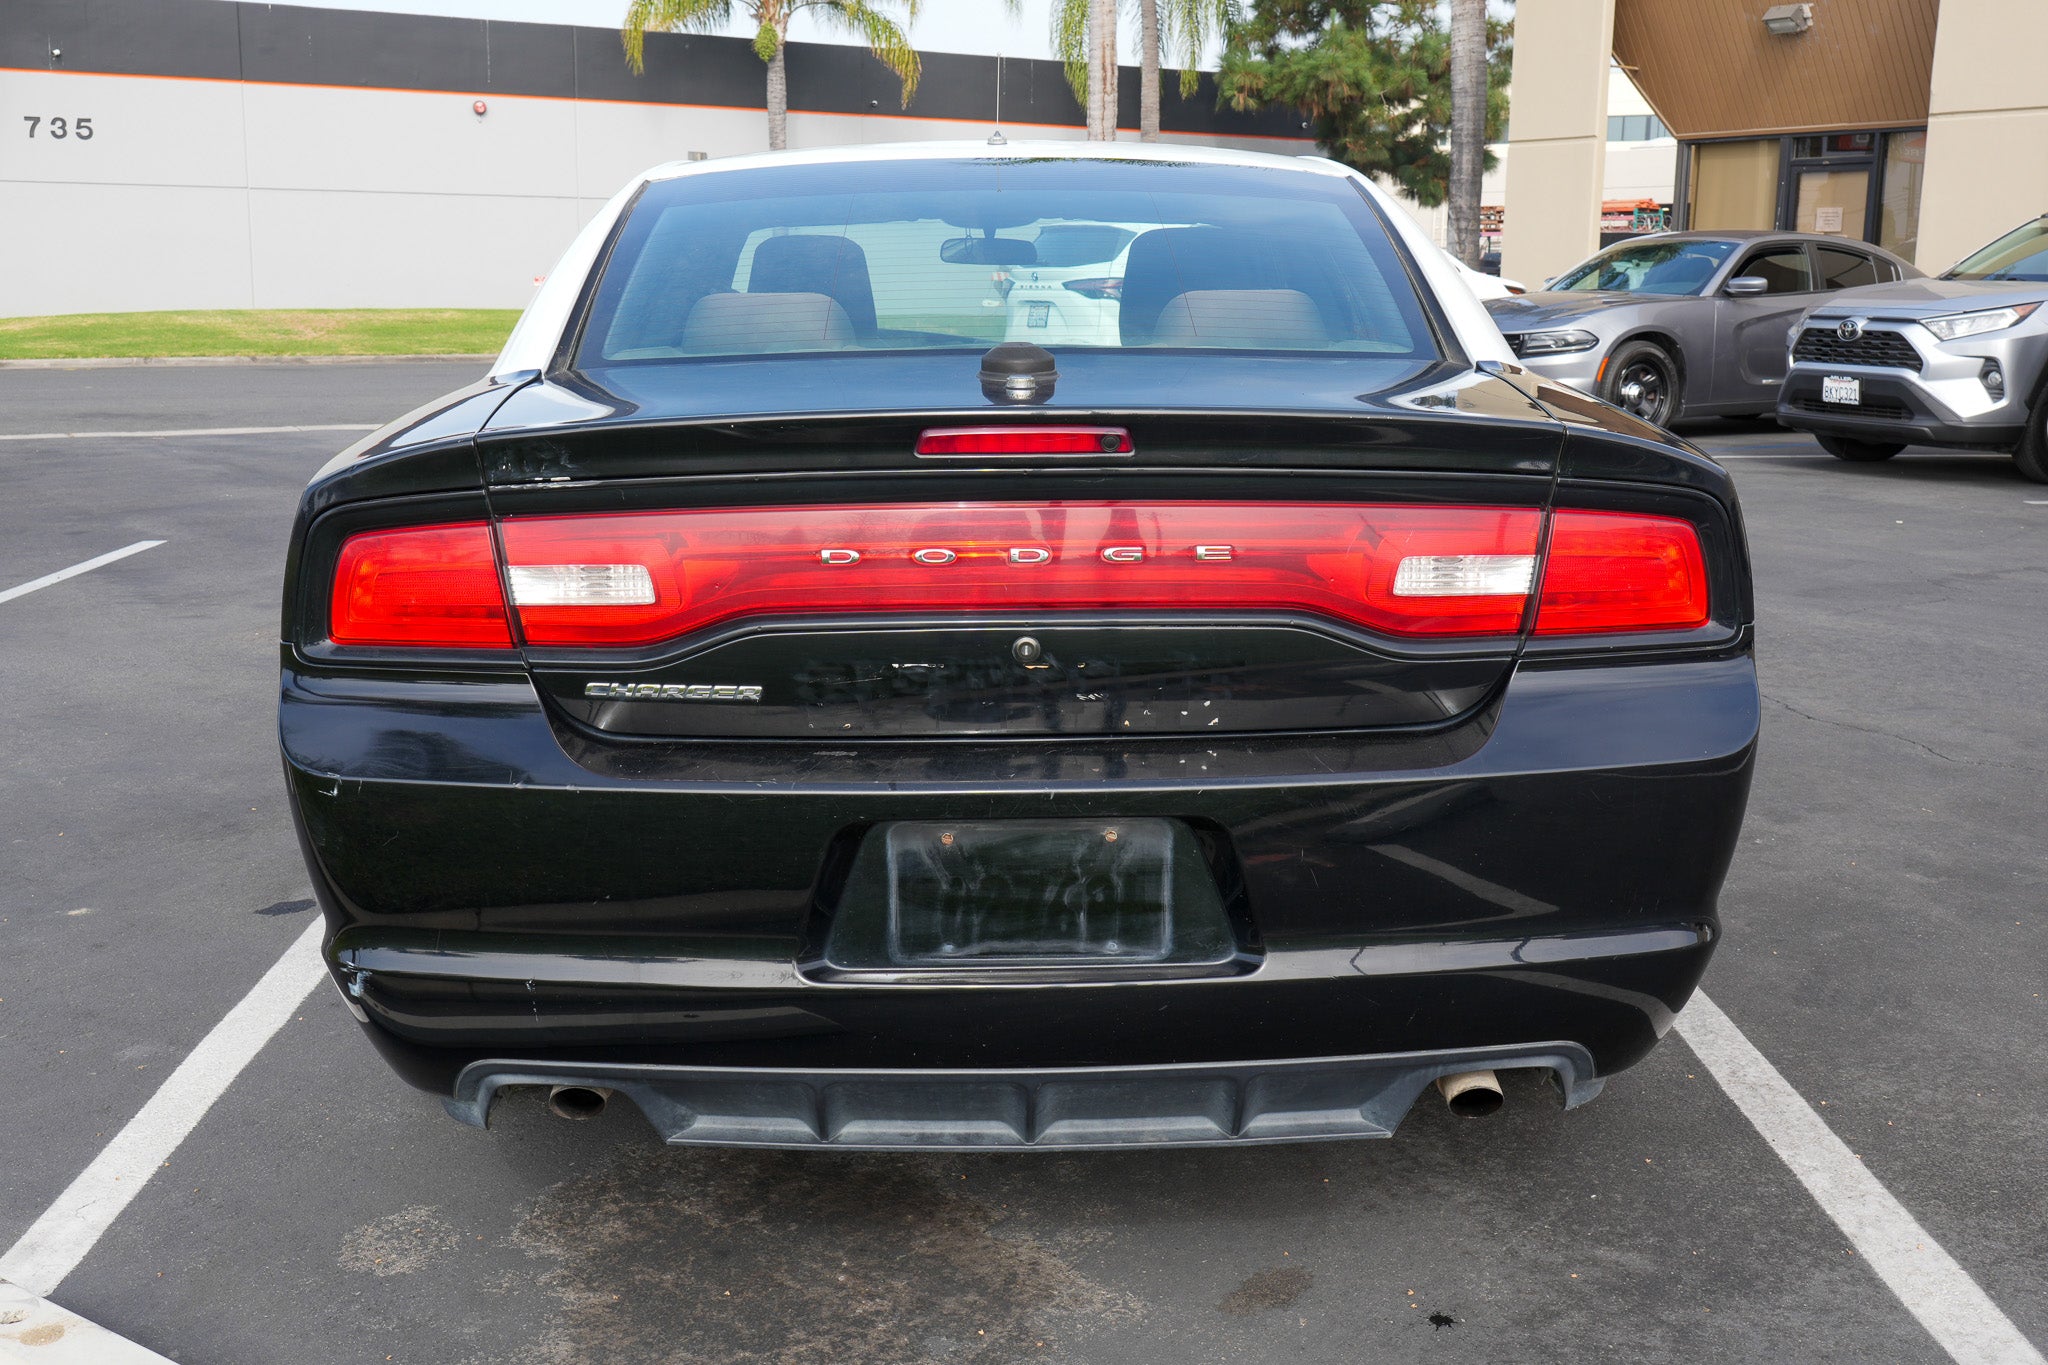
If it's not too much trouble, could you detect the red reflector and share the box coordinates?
[1534,510,1709,635]
[498,502,1542,647]
[915,427,1133,456]
[329,523,512,648]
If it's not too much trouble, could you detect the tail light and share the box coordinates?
[1062,277,1123,301]
[497,503,1542,646]
[328,523,511,647]
[1534,511,1708,634]
[321,504,1710,649]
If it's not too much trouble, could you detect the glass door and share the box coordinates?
[1794,168,1871,238]
[1781,133,1877,241]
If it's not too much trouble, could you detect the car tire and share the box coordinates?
[1816,434,1905,463]
[1600,341,1681,427]
[2015,398,2048,484]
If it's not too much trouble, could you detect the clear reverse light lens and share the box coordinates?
[1921,302,2040,341]
[1514,329,1600,355]
[1393,554,1536,597]
[507,563,656,607]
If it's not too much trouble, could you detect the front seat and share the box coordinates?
[1120,228,1275,345]
[747,234,879,341]
[680,292,857,355]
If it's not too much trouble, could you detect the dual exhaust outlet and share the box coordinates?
[544,1073,1505,1125]
[1435,1069,1505,1118]
[547,1085,614,1121]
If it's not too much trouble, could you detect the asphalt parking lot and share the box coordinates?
[0,361,2042,1365]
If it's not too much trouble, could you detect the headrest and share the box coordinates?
[747,234,878,337]
[1120,227,1279,344]
[680,291,856,355]
[1149,290,1330,349]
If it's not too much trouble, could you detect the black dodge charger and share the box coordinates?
[281,144,1757,1148]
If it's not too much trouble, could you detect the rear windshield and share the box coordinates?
[576,157,1438,365]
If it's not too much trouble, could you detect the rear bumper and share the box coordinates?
[285,648,1757,1106]
[444,1044,1604,1150]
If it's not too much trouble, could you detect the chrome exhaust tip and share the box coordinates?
[1435,1069,1505,1118]
[546,1085,614,1121]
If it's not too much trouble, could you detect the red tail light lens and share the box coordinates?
[915,427,1133,455]
[328,523,512,647]
[498,502,1543,647]
[323,505,1714,652]
[1534,510,1709,635]
[1061,277,1124,301]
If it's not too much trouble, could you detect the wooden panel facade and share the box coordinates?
[1613,0,1938,139]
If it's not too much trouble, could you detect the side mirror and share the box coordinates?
[1725,276,1769,296]
[941,236,1037,267]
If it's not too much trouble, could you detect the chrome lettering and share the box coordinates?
[1008,547,1051,565]
[583,681,763,703]
[819,548,861,565]
[1101,546,1145,564]
[912,547,958,565]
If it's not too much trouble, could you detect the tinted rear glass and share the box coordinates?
[1031,224,1138,268]
[1816,247,1880,290]
[576,158,1437,364]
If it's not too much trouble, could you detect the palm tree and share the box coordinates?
[1086,0,1119,139]
[1447,0,1486,266]
[623,0,922,152]
[1051,0,1234,143]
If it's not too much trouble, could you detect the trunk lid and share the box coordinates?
[477,361,1564,742]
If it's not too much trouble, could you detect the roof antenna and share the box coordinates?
[988,53,1007,145]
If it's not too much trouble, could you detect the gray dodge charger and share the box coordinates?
[1487,231,1920,427]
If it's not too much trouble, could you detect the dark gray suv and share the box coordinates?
[1778,216,2048,482]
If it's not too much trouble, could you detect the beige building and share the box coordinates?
[1503,0,2048,284]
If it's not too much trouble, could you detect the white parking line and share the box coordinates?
[1677,990,2045,1365]
[0,542,165,607]
[0,424,375,442]
[0,919,326,1297]
[0,1278,176,1362]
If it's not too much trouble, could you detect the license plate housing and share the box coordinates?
[822,818,1239,970]
[1822,375,1861,405]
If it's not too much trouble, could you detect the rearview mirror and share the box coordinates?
[941,236,1038,267]
[1725,276,1769,296]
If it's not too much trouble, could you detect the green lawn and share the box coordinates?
[0,309,523,360]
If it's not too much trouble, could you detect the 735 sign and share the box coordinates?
[23,116,95,139]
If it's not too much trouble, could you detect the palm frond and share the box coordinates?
[621,0,735,74]
[806,0,923,106]
[1051,0,1090,106]
[1163,0,1232,98]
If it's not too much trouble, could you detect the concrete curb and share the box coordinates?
[0,1280,175,1363]
[0,354,495,370]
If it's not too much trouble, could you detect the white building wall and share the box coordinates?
[0,63,1310,318]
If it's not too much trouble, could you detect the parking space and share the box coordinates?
[0,366,2041,1364]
